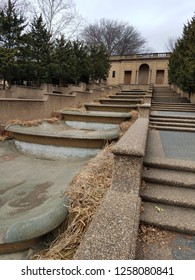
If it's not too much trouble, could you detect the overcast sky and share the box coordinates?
[75,0,195,52]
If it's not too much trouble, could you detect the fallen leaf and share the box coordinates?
[155,206,164,213]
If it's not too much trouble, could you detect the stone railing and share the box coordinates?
[75,118,149,259]
[110,52,171,61]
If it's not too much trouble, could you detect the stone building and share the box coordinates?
[107,53,171,86]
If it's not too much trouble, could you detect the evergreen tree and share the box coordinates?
[0,0,26,87]
[89,44,110,82]
[52,36,77,85]
[71,40,90,84]
[168,15,195,93]
[52,39,110,85]
[28,15,53,85]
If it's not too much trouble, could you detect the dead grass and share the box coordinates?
[7,117,60,127]
[31,110,138,260]
[138,223,176,246]
[0,136,7,141]
[119,110,138,136]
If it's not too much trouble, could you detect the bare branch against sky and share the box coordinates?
[32,0,84,39]
[75,0,195,52]
[80,18,148,55]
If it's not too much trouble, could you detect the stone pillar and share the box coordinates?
[138,104,151,118]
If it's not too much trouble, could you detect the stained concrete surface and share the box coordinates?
[6,121,120,140]
[136,231,195,260]
[159,131,195,161]
[151,110,195,117]
[145,129,195,162]
[0,140,91,245]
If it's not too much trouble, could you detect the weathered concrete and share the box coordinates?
[76,118,149,260]
[0,140,90,252]
[110,94,145,99]
[59,110,132,124]
[141,182,195,208]
[111,118,149,195]
[138,103,151,118]
[99,98,143,105]
[75,190,141,260]
[141,202,195,235]
[112,118,149,156]
[84,103,138,112]
[0,84,122,124]
[140,86,195,240]
[6,121,120,149]
[143,167,195,188]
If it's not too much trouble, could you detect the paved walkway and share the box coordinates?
[138,87,195,260]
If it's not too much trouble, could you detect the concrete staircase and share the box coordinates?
[84,89,146,112]
[140,86,195,235]
[141,164,195,234]
[150,113,195,132]
[1,86,138,258]
[152,86,190,103]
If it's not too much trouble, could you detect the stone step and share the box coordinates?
[152,105,195,109]
[152,102,195,107]
[144,157,195,173]
[152,93,180,97]
[99,98,143,105]
[110,95,145,99]
[151,106,195,113]
[6,121,120,150]
[150,121,195,128]
[149,124,195,132]
[152,98,190,103]
[152,94,188,97]
[142,167,195,188]
[117,91,145,95]
[59,110,131,124]
[150,116,195,123]
[150,112,195,118]
[154,88,176,92]
[151,107,195,111]
[141,182,195,208]
[140,201,195,235]
[121,89,145,93]
[84,103,137,112]
[153,89,179,92]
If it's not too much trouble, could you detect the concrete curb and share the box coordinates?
[75,118,149,259]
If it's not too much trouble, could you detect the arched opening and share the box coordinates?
[138,64,149,84]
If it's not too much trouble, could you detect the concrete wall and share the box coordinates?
[0,84,48,99]
[0,85,121,124]
[53,83,87,94]
[108,53,170,86]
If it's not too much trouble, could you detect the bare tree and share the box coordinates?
[0,0,32,16]
[165,37,178,52]
[80,18,148,55]
[33,0,83,39]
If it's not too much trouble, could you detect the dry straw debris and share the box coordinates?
[8,117,60,127]
[0,136,7,141]
[31,110,138,260]
[138,223,176,246]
